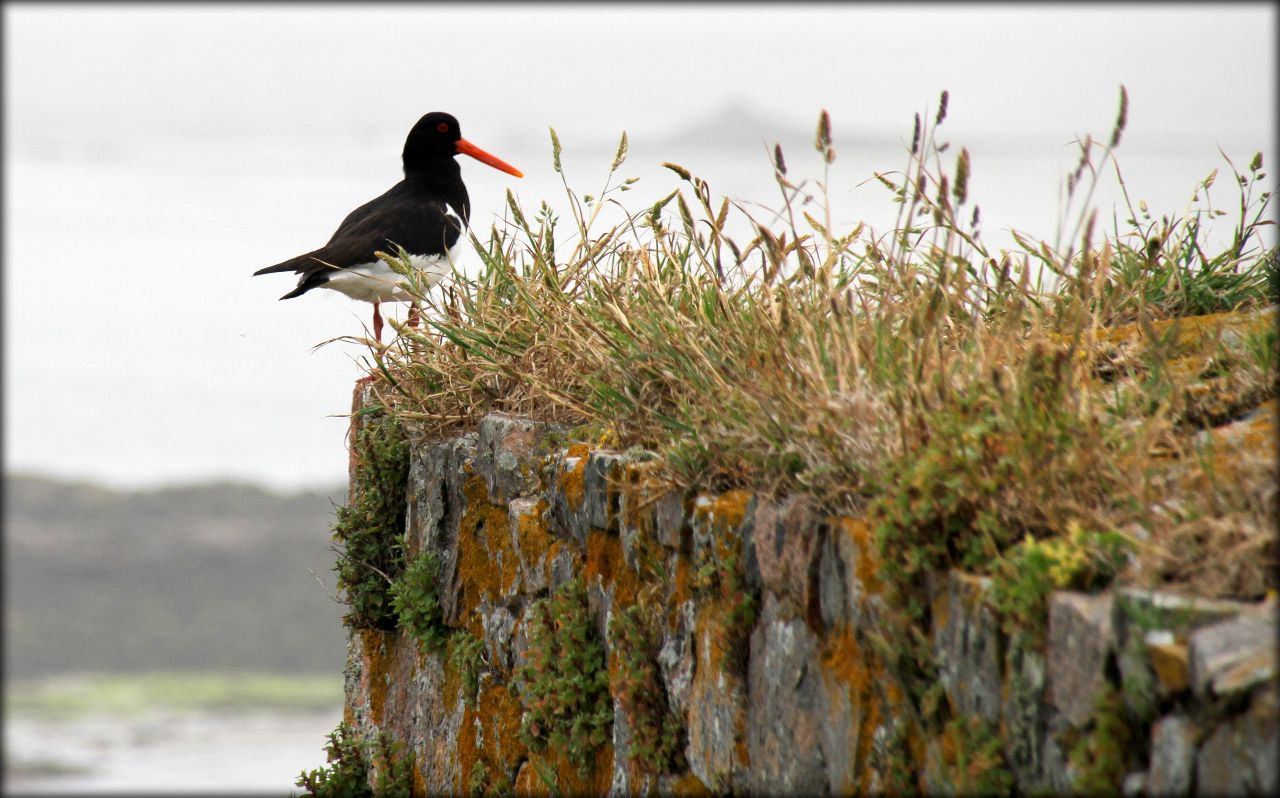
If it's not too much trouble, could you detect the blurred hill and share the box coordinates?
[3,474,348,678]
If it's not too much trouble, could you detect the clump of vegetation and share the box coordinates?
[333,409,411,630]
[449,630,487,708]
[691,542,757,666]
[295,722,412,798]
[389,547,448,652]
[517,577,612,775]
[367,86,1274,609]
[990,522,1131,639]
[467,759,513,797]
[934,715,1013,794]
[1068,684,1138,793]
[609,604,685,775]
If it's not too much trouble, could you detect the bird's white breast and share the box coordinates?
[323,251,454,303]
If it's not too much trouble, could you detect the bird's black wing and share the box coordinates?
[253,182,464,299]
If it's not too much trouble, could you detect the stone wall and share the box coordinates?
[339,386,1277,796]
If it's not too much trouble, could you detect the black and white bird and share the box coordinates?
[255,112,522,340]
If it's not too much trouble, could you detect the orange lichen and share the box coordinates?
[441,647,462,710]
[819,622,891,793]
[691,489,752,532]
[512,499,555,581]
[454,475,521,634]
[693,597,733,676]
[455,680,527,795]
[668,553,695,624]
[585,530,642,610]
[619,460,668,533]
[513,744,615,797]
[359,628,392,726]
[666,770,713,796]
[1206,398,1276,453]
[835,516,881,593]
[411,763,427,798]
[822,624,872,695]
[686,596,750,781]
[560,443,591,512]
[1094,305,1274,353]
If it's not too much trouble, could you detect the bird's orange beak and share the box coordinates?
[456,138,523,178]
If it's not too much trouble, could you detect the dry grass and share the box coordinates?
[355,88,1276,600]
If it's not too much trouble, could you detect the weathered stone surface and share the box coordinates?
[546,541,579,592]
[609,689,652,798]
[1112,588,1245,717]
[653,490,687,551]
[346,391,1280,796]
[685,601,749,791]
[508,497,552,596]
[818,517,870,632]
[406,433,478,556]
[1047,590,1114,728]
[474,413,552,505]
[1002,631,1051,793]
[1195,684,1279,795]
[548,447,629,544]
[931,571,1002,726]
[745,593,827,795]
[547,444,589,544]
[585,451,626,532]
[1038,714,1075,795]
[658,599,696,720]
[816,619,899,795]
[1147,714,1196,796]
[750,495,823,617]
[480,601,517,673]
[406,433,503,632]
[345,627,464,794]
[1188,600,1277,698]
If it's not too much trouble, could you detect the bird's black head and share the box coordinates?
[403,112,463,171]
[402,111,523,178]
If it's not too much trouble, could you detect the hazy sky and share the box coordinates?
[4,3,1275,490]
[6,4,1275,144]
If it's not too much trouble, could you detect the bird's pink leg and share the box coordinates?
[372,301,383,342]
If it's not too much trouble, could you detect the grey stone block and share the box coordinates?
[745,593,827,795]
[406,434,478,628]
[685,605,749,792]
[657,599,696,720]
[932,571,1002,726]
[507,497,548,596]
[547,447,628,544]
[818,518,867,632]
[1147,714,1196,796]
[474,413,554,505]
[585,451,626,531]
[1002,631,1051,792]
[1112,588,1246,718]
[1047,590,1114,728]
[751,495,823,616]
[1195,684,1278,796]
[480,601,517,673]
[1188,600,1277,698]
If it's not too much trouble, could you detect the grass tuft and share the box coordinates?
[358,95,1275,606]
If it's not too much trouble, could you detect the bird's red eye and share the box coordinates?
[437,122,449,132]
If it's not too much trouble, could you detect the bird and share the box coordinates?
[255,112,523,341]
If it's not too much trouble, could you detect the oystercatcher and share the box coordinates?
[255,112,522,341]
